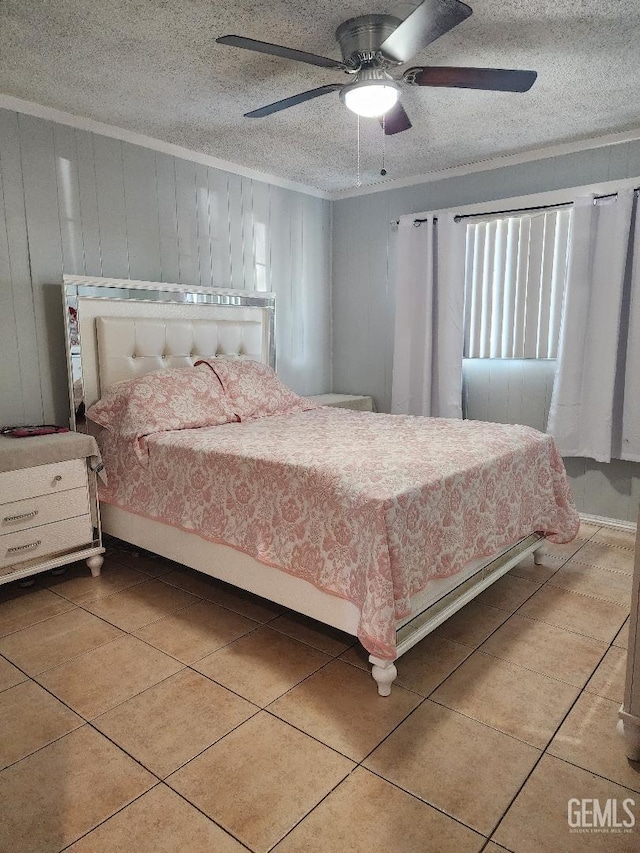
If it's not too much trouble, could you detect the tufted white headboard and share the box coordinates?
[63,276,275,430]
[96,315,266,389]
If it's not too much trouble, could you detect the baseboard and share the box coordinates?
[579,513,637,532]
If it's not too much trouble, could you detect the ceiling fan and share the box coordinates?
[216,0,537,135]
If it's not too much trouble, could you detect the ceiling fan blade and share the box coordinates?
[216,35,345,70]
[378,0,472,64]
[406,66,537,91]
[244,84,343,118]
[380,102,412,135]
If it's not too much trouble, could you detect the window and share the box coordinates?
[463,208,572,358]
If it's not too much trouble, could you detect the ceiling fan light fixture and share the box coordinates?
[340,66,400,117]
[343,81,399,117]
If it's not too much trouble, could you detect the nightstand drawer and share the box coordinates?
[0,514,93,570]
[0,459,86,503]
[0,487,89,535]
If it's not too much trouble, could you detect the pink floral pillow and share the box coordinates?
[195,358,317,421]
[86,366,237,463]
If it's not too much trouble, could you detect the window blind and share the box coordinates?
[463,208,572,358]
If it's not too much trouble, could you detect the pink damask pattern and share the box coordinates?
[86,366,237,463]
[195,358,317,420]
[98,409,579,658]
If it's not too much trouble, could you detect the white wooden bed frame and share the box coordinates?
[63,275,544,695]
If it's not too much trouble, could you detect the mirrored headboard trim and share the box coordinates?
[63,275,276,431]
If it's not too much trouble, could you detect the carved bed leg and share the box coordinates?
[86,554,104,577]
[369,655,398,697]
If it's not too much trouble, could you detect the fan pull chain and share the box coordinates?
[356,114,361,188]
[381,115,387,176]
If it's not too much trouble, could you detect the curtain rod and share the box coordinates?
[397,186,640,227]
[452,199,572,223]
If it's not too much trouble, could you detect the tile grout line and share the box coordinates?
[485,636,617,843]
[0,634,262,851]
[1,531,634,850]
[353,537,631,844]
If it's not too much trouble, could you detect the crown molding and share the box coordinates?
[0,94,330,200]
[2,94,639,204]
[328,127,640,201]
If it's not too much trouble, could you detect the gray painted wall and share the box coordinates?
[332,142,640,522]
[0,109,332,428]
[1,104,638,521]
[463,359,556,435]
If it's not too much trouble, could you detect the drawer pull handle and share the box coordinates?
[3,509,39,524]
[7,540,42,554]
[53,475,63,482]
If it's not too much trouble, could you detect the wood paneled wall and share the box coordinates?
[333,142,640,521]
[0,109,332,427]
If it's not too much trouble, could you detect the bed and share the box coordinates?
[63,275,579,695]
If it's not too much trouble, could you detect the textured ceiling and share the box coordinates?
[1,0,639,193]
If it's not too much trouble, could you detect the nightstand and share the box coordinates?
[309,394,375,412]
[0,433,105,585]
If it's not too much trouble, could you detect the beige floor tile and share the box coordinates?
[46,557,147,602]
[430,600,510,648]
[67,784,246,852]
[395,633,471,696]
[270,659,421,761]
[485,844,513,853]
[548,692,640,792]
[528,548,571,567]
[364,699,540,836]
[518,585,628,643]
[0,607,123,675]
[0,680,83,769]
[494,754,640,853]
[480,614,607,688]
[549,562,633,608]
[37,635,183,719]
[508,553,561,584]
[0,725,154,853]
[134,599,258,663]
[573,542,635,575]
[0,655,27,692]
[591,527,637,550]
[585,645,628,702]
[161,568,283,622]
[0,588,75,637]
[614,618,630,650]
[577,521,600,539]
[537,539,589,560]
[268,611,355,656]
[431,651,579,748]
[107,548,174,576]
[339,642,369,671]
[194,625,330,706]
[93,669,255,777]
[168,712,353,853]
[273,767,484,853]
[476,575,541,612]
[82,579,199,631]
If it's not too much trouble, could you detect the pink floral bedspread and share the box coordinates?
[98,409,579,658]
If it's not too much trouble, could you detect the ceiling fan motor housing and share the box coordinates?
[335,14,402,67]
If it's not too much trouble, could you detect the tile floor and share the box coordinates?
[0,522,638,852]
